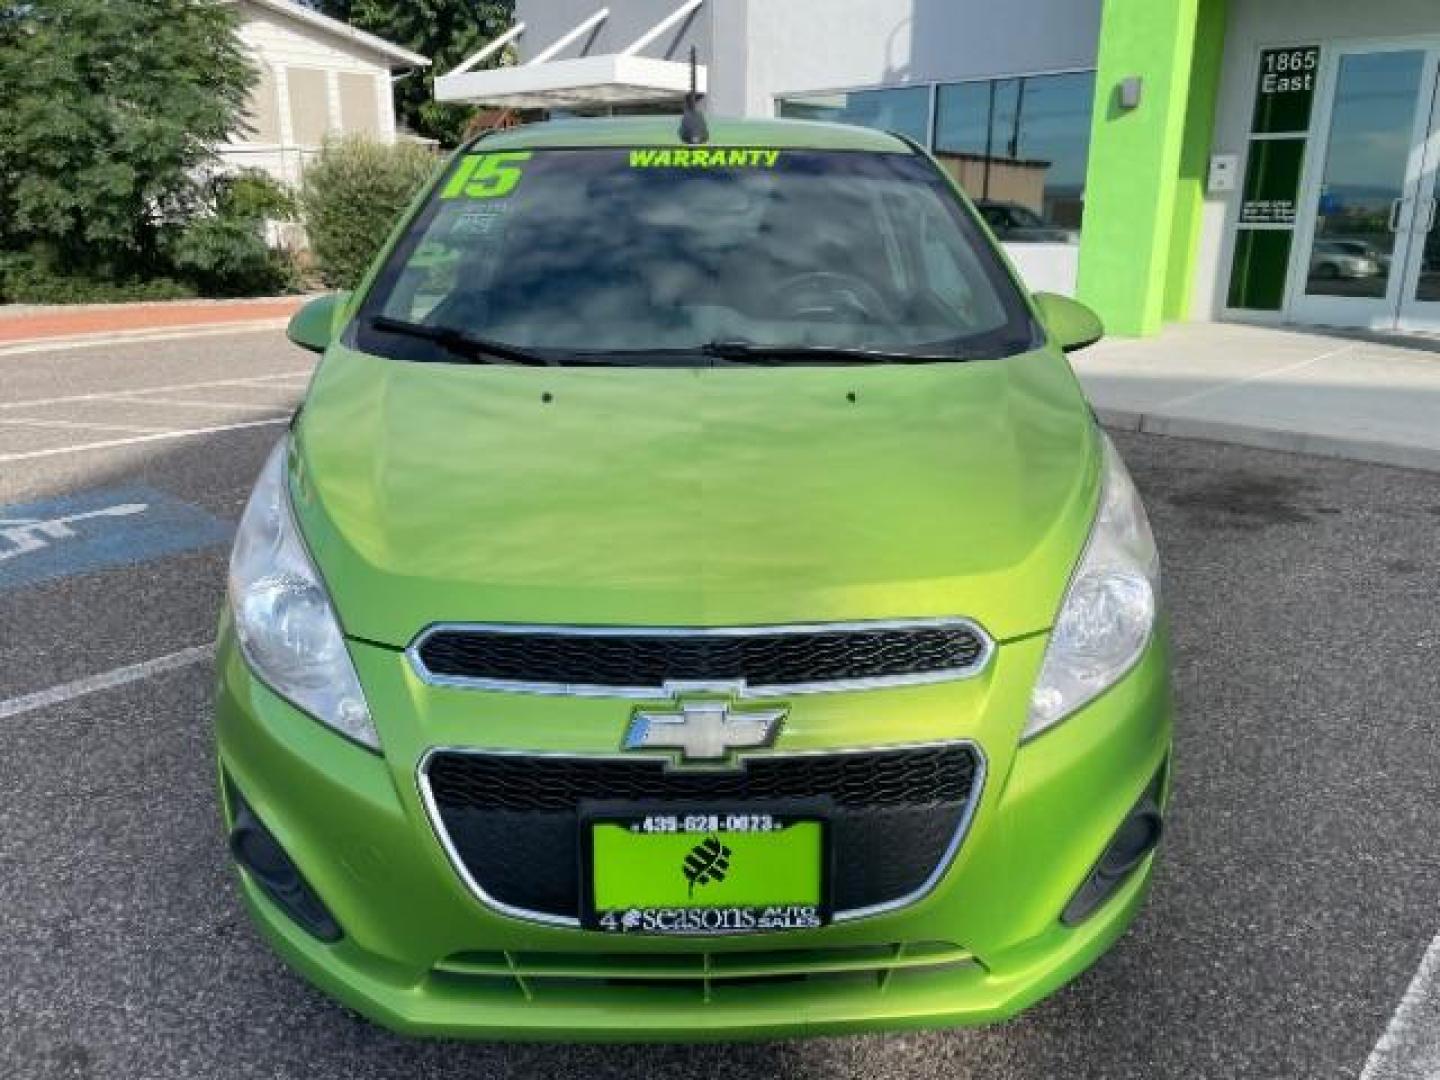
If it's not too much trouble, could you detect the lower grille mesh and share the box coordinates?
[425,744,982,923]
[432,941,979,1000]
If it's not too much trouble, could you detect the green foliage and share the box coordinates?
[0,0,256,280]
[214,169,300,224]
[169,171,301,298]
[308,0,515,146]
[301,136,439,288]
[169,217,286,298]
[0,250,195,304]
[0,167,303,302]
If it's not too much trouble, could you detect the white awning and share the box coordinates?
[436,53,706,109]
[435,1,706,109]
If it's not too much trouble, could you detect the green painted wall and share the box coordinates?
[1077,0,1227,335]
[1164,0,1228,322]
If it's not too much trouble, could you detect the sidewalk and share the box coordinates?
[0,295,307,348]
[1072,321,1440,473]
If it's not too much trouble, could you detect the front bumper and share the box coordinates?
[215,617,1173,1041]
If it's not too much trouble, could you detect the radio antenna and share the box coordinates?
[678,45,709,145]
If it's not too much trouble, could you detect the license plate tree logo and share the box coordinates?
[682,835,732,897]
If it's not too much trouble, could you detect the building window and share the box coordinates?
[777,86,930,145]
[776,72,1095,244]
[338,72,381,136]
[244,64,281,145]
[934,70,1095,242]
[287,66,332,147]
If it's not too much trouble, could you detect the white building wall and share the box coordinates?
[512,0,1101,118]
[509,0,712,64]
[220,1,402,189]
[1002,243,1079,296]
[737,0,1101,117]
[1192,0,1440,321]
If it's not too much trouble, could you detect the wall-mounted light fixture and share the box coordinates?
[1118,76,1144,111]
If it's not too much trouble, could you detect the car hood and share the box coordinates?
[291,344,1100,647]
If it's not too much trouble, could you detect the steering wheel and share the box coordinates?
[773,271,896,325]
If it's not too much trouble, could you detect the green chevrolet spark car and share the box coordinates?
[216,116,1171,1040]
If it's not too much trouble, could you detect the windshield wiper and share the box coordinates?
[370,322,969,367]
[371,316,552,366]
[699,340,967,365]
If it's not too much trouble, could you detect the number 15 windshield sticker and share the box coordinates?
[441,152,532,200]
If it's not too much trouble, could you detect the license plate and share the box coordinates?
[581,804,830,936]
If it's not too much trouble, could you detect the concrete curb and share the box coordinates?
[0,295,308,348]
[1097,406,1440,474]
[1092,406,1145,432]
[0,295,315,320]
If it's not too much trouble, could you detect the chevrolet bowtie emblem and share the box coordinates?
[624,698,787,763]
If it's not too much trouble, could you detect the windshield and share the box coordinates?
[353,146,1037,364]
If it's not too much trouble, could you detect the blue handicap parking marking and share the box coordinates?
[0,485,233,591]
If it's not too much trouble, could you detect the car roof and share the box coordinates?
[470,116,915,154]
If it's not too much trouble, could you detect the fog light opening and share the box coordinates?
[1097,808,1163,879]
[1061,772,1165,927]
[228,794,343,943]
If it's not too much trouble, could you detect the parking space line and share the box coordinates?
[1361,930,1440,1079]
[108,395,295,412]
[233,374,312,385]
[0,643,214,721]
[0,416,289,463]
[102,397,290,414]
[0,417,172,434]
[0,371,311,412]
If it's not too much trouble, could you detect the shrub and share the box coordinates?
[215,169,299,223]
[169,216,296,298]
[170,170,300,297]
[0,270,197,305]
[0,249,195,303]
[0,169,302,302]
[301,137,439,288]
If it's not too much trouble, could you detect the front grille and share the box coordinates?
[413,620,990,693]
[423,744,982,925]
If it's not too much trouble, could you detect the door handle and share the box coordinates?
[1388,198,1408,232]
[1426,198,1439,233]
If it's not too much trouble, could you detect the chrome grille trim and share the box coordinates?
[405,617,995,698]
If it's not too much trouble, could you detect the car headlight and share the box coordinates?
[1025,433,1160,740]
[228,439,379,750]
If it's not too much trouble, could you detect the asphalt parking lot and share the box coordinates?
[2,329,1440,1079]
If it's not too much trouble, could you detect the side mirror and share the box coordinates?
[286,292,350,354]
[1033,292,1104,353]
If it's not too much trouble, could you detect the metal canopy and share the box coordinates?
[435,1,706,109]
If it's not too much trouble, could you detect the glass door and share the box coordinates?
[1288,46,1438,329]
[1397,76,1440,331]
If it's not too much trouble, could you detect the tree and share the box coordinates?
[0,0,255,279]
[308,0,513,147]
